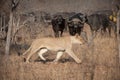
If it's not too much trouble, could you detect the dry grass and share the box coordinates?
[0,25,120,80]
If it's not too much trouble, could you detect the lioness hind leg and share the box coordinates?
[53,51,64,62]
[38,48,48,61]
[26,48,41,63]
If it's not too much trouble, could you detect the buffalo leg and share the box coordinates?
[108,26,111,37]
[54,31,59,37]
[60,30,63,37]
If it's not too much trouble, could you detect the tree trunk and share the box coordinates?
[5,12,13,55]
[117,10,120,63]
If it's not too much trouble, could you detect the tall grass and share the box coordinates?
[0,33,120,80]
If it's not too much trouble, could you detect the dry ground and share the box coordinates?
[0,25,120,80]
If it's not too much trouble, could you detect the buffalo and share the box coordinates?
[67,18,84,36]
[67,13,87,36]
[89,10,117,36]
[85,13,113,37]
[51,15,65,37]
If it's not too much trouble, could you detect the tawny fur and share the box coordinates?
[23,35,84,63]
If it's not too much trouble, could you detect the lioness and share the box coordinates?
[23,34,85,63]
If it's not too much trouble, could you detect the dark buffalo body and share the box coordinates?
[85,13,112,36]
[90,10,117,36]
[51,15,65,37]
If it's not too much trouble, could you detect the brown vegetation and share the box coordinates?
[0,0,120,79]
[0,25,120,80]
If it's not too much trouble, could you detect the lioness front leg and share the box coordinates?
[66,50,82,63]
[53,51,64,62]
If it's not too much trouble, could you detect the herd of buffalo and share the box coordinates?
[51,10,117,38]
[0,10,118,43]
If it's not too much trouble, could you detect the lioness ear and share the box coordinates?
[75,33,79,38]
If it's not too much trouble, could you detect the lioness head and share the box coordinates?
[74,34,85,44]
